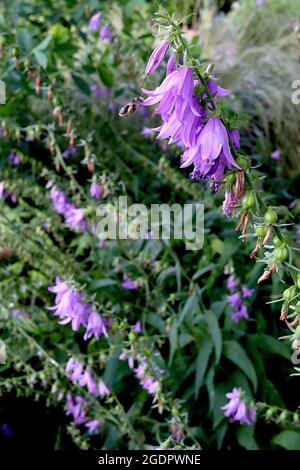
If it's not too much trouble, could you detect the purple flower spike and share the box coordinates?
[222,388,257,426]
[88,12,102,32]
[145,40,169,76]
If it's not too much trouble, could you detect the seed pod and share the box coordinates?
[255,226,268,238]
[283,285,297,303]
[273,236,283,248]
[236,155,250,170]
[242,190,256,210]
[273,245,288,263]
[264,208,277,225]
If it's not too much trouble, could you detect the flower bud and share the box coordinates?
[236,155,250,170]
[225,173,235,190]
[283,285,297,303]
[266,407,276,419]
[264,208,277,225]
[273,236,283,248]
[255,226,268,238]
[242,190,256,210]
[273,245,288,263]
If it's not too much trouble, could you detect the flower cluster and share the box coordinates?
[66,394,100,435]
[48,277,110,339]
[88,11,112,42]
[133,356,164,397]
[62,145,77,159]
[90,181,103,200]
[8,151,20,165]
[222,388,257,426]
[49,184,88,232]
[226,273,254,323]
[121,274,140,290]
[142,42,240,184]
[65,357,110,398]
[0,181,17,203]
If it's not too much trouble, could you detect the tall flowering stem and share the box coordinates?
[144,6,300,359]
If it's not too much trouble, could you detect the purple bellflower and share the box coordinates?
[222,388,257,425]
[145,40,169,76]
[88,12,102,32]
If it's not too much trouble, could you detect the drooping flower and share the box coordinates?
[99,24,113,42]
[122,274,139,290]
[64,206,88,232]
[88,12,102,32]
[271,149,281,160]
[98,379,110,397]
[62,146,77,158]
[66,394,88,426]
[145,40,169,76]
[133,320,142,333]
[84,312,108,340]
[242,286,254,298]
[48,278,91,332]
[226,272,253,323]
[180,117,240,181]
[227,275,239,292]
[85,419,100,435]
[8,151,20,165]
[231,304,249,323]
[90,182,103,200]
[222,388,257,425]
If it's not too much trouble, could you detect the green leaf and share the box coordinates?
[33,50,47,69]
[273,430,300,450]
[205,310,222,363]
[168,320,178,365]
[71,73,91,96]
[34,35,52,51]
[236,425,259,450]
[98,63,114,87]
[192,263,216,280]
[90,279,118,289]
[178,294,199,326]
[195,337,213,397]
[223,340,257,391]
[17,28,33,52]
